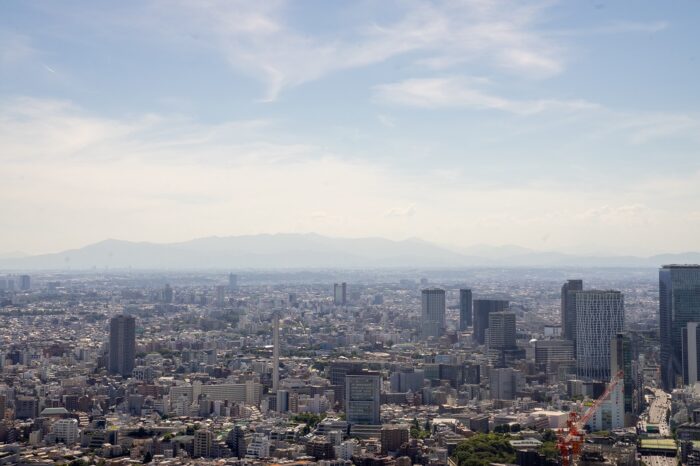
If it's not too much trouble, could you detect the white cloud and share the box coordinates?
[131,0,566,100]
[374,77,598,114]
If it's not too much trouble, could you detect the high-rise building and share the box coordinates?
[534,339,575,375]
[216,285,226,308]
[389,367,425,393]
[380,424,409,454]
[228,273,238,290]
[561,279,583,347]
[489,367,523,400]
[611,333,637,425]
[459,288,473,331]
[487,312,516,350]
[660,265,700,390]
[575,290,624,381]
[52,418,79,445]
[19,275,31,291]
[162,283,173,303]
[108,315,136,377]
[334,283,347,305]
[226,425,248,458]
[329,360,364,408]
[421,288,446,338]
[683,323,700,386]
[193,429,213,458]
[345,371,381,425]
[473,299,509,345]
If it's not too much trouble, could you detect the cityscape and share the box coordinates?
[0,264,697,466]
[2,1,700,465]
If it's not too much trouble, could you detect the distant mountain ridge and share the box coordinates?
[0,233,698,270]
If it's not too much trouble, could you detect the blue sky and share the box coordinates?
[1,0,699,255]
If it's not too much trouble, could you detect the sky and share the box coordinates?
[1,0,699,256]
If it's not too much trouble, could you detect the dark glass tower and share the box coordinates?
[660,265,700,390]
[459,288,472,331]
[473,299,509,345]
[561,279,583,348]
[108,314,136,377]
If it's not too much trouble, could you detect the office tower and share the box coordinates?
[575,290,624,380]
[334,282,347,305]
[193,429,213,458]
[228,273,238,290]
[0,395,5,420]
[330,360,364,408]
[19,275,31,291]
[459,288,473,331]
[534,340,575,375]
[489,367,522,400]
[421,288,446,339]
[162,283,173,303]
[389,367,425,393]
[487,312,516,350]
[216,285,226,308]
[561,279,583,346]
[52,418,79,445]
[683,323,700,386]
[345,371,381,425]
[473,299,509,345]
[611,333,636,424]
[660,265,700,390]
[108,315,136,377]
[272,311,280,393]
[276,390,289,413]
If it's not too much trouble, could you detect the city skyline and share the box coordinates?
[2,1,700,256]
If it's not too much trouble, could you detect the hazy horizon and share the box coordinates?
[2,1,700,256]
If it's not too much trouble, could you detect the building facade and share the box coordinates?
[108,315,136,377]
[575,290,624,381]
[459,288,472,331]
[421,288,446,339]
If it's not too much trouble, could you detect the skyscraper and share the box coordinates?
[611,332,637,424]
[108,315,136,377]
[421,288,446,338]
[19,275,31,291]
[334,282,347,305]
[683,322,700,386]
[228,273,238,291]
[473,299,509,345]
[487,312,516,350]
[345,371,381,425]
[575,290,624,381]
[561,279,583,346]
[459,288,472,331]
[660,265,700,390]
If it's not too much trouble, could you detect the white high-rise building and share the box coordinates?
[575,290,624,381]
[52,418,79,445]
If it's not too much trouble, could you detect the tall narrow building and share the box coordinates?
[683,322,700,386]
[473,299,509,345]
[660,265,700,390]
[575,290,624,381]
[561,279,583,347]
[421,288,446,338]
[459,288,473,331]
[108,315,136,377]
[334,282,347,306]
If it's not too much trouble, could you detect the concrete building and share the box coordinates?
[459,288,472,331]
[345,371,381,425]
[561,279,583,347]
[421,288,446,339]
[334,283,347,306]
[473,299,509,345]
[108,314,136,377]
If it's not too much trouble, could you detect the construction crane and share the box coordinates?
[557,370,624,466]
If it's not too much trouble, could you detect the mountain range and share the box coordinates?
[0,233,698,270]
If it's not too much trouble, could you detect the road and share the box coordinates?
[640,388,671,436]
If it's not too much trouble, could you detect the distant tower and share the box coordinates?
[109,315,136,377]
[561,279,583,349]
[216,285,226,308]
[459,288,472,330]
[576,290,624,380]
[272,311,280,393]
[162,283,173,303]
[19,275,31,291]
[334,283,347,305]
[487,312,516,350]
[660,265,700,390]
[228,273,238,291]
[473,299,509,345]
[421,288,446,338]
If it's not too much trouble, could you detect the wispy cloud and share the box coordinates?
[124,0,566,100]
[374,76,598,114]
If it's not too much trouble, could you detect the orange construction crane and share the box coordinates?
[557,370,624,466]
